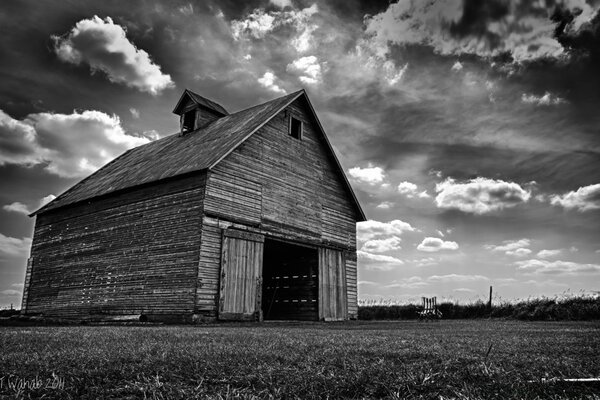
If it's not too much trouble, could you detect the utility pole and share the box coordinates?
[488,286,493,310]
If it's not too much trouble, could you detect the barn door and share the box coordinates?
[219,229,264,321]
[318,248,348,321]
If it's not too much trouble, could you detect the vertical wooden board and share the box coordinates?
[218,232,264,319]
[318,247,348,321]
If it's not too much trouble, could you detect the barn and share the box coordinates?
[21,89,366,322]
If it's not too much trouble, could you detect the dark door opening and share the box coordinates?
[262,239,318,321]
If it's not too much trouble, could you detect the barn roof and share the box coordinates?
[35,90,366,220]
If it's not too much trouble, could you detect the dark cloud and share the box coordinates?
[449,0,510,43]
[552,5,600,59]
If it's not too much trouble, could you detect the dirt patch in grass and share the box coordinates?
[1,320,599,399]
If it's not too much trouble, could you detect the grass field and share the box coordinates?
[1,320,599,399]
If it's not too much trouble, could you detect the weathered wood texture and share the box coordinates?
[205,97,358,250]
[40,91,302,214]
[20,258,33,312]
[345,251,358,319]
[25,173,206,318]
[318,248,348,321]
[218,230,264,320]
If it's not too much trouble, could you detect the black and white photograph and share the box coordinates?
[0,0,599,398]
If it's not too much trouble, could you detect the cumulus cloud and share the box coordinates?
[435,177,531,214]
[287,56,322,84]
[357,219,416,242]
[485,238,531,257]
[506,248,532,257]
[0,109,150,178]
[516,259,600,275]
[52,16,173,95]
[257,72,286,94]
[537,249,562,259]
[231,4,318,48]
[0,234,31,257]
[550,183,600,212]
[362,0,566,62]
[348,165,386,185]
[397,181,430,199]
[451,61,463,71]
[427,274,489,283]
[3,195,55,215]
[521,92,566,106]
[417,237,459,252]
[361,237,402,253]
[357,250,404,271]
[376,201,394,209]
[2,202,29,215]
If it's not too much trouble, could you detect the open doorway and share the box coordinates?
[262,239,318,321]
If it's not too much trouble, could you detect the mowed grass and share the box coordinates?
[1,320,599,399]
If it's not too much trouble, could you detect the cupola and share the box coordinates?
[172,89,228,135]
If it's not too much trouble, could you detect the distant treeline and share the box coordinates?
[358,296,600,321]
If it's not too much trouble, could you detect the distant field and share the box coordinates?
[1,320,599,399]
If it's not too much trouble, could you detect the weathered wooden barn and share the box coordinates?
[21,89,366,322]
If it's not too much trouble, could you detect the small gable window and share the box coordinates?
[181,110,196,133]
[289,116,302,140]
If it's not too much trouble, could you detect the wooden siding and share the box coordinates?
[218,230,264,320]
[25,173,206,319]
[205,97,358,250]
[318,248,348,321]
[345,251,358,319]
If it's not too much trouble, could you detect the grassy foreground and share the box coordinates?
[1,320,599,399]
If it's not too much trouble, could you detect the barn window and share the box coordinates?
[289,116,302,139]
[181,110,196,133]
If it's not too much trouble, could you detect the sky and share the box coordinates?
[1,0,599,308]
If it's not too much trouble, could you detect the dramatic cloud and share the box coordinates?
[521,92,566,106]
[485,238,531,257]
[362,0,567,62]
[357,219,416,242]
[286,56,322,85]
[0,109,149,178]
[435,178,531,214]
[52,16,173,95]
[397,181,430,199]
[357,250,404,271]
[537,249,562,259]
[427,274,489,283]
[257,72,286,94]
[0,234,31,257]
[417,237,459,252]
[348,165,386,185]
[550,183,600,212]
[231,4,318,48]
[361,237,402,253]
[516,259,600,275]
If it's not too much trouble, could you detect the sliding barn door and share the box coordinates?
[318,248,348,321]
[219,230,264,320]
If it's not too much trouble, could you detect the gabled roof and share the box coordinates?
[172,89,229,116]
[36,90,366,221]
